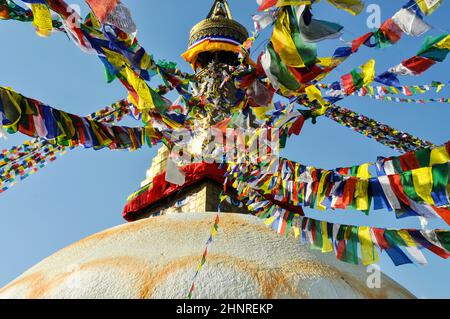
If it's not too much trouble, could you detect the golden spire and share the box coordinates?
[187,0,248,48]
[206,0,233,19]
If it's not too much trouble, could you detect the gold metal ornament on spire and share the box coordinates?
[187,0,249,48]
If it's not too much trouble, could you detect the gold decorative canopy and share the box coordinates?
[182,0,249,67]
[188,0,249,48]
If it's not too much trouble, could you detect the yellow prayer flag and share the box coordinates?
[264,216,276,226]
[277,0,312,7]
[260,177,272,194]
[321,221,333,253]
[2,89,23,130]
[271,9,305,68]
[103,47,129,69]
[316,171,331,211]
[390,87,400,94]
[360,59,376,86]
[317,57,336,67]
[355,179,369,211]
[326,0,365,16]
[412,167,435,205]
[398,230,417,247]
[124,67,154,111]
[435,35,450,51]
[430,146,450,166]
[416,0,443,15]
[252,104,274,120]
[89,12,102,30]
[293,226,300,238]
[358,226,379,265]
[31,4,53,37]
[305,85,329,116]
[58,112,76,138]
[357,163,371,179]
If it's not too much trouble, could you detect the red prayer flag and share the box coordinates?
[334,177,357,209]
[258,0,278,11]
[352,32,373,52]
[85,0,120,22]
[403,86,412,96]
[336,240,347,260]
[402,56,436,75]
[433,207,450,226]
[399,152,420,171]
[387,174,413,207]
[424,243,450,259]
[288,116,305,136]
[373,228,390,250]
[288,65,324,84]
[380,19,403,44]
[341,73,357,96]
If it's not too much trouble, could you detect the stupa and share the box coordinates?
[0,0,414,299]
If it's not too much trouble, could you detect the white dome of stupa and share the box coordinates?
[0,213,414,299]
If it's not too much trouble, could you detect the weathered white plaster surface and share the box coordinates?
[0,213,414,299]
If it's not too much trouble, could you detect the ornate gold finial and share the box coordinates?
[187,0,248,49]
[207,0,232,19]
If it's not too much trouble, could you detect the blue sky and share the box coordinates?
[0,1,449,298]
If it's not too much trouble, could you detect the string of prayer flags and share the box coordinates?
[0,99,129,179]
[322,104,435,152]
[320,82,447,97]
[268,208,449,266]
[229,146,450,225]
[0,139,49,173]
[0,0,33,21]
[297,93,435,152]
[0,97,140,195]
[351,95,450,104]
[0,139,68,194]
[389,34,450,76]
[227,169,449,266]
[318,0,442,77]
[86,99,131,123]
[352,1,440,51]
[187,198,223,299]
[322,82,450,103]
[12,0,180,127]
[256,0,365,16]
[0,87,162,151]
[258,1,435,96]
